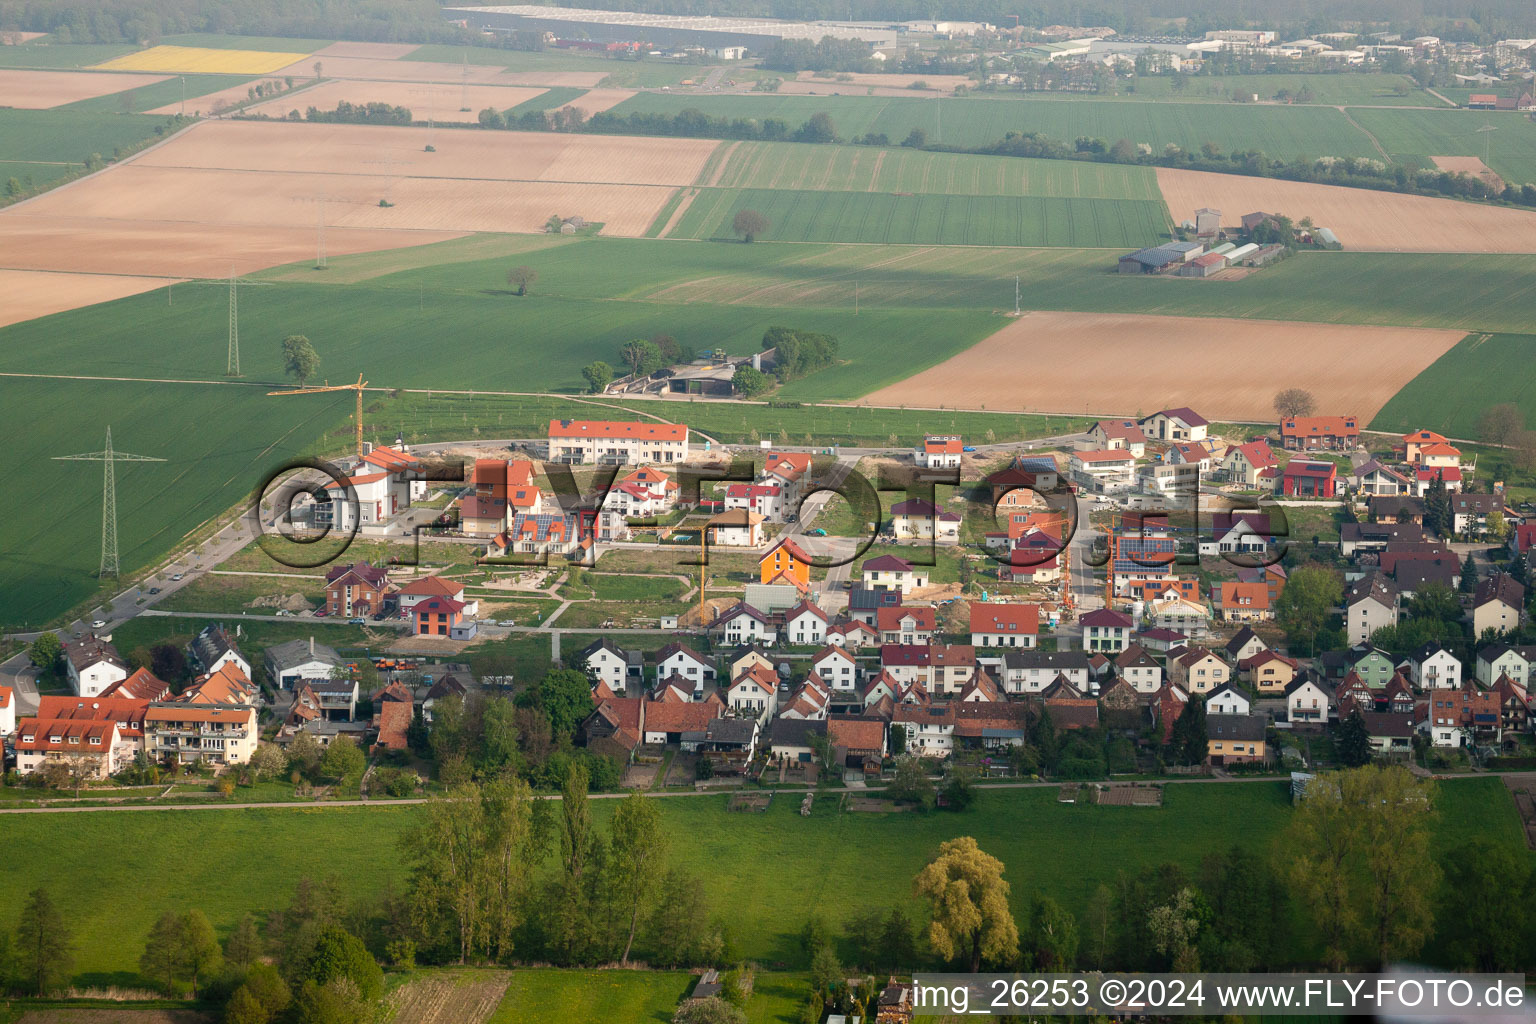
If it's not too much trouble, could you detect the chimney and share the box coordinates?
[309,636,314,656]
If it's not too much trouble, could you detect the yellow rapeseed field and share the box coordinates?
[93,45,309,74]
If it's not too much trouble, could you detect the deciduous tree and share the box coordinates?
[506,265,537,296]
[1276,564,1343,655]
[1273,387,1316,419]
[581,361,613,394]
[16,887,75,994]
[1477,402,1524,449]
[27,632,61,671]
[281,335,320,386]
[611,790,667,965]
[913,836,1019,971]
[731,208,770,243]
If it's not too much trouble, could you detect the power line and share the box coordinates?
[54,427,166,578]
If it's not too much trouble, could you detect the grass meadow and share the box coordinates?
[405,42,696,88]
[485,969,809,1024]
[609,92,1383,158]
[665,187,1172,247]
[57,72,254,113]
[0,779,1523,982]
[0,43,139,68]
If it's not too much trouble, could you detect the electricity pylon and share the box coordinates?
[192,268,273,376]
[54,427,166,578]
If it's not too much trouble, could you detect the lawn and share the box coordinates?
[608,92,1382,159]
[1348,106,1536,183]
[485,968,808,1024]
[0,779,1523,982]
[1370,332,1536,438]
[154,572,325,614]
[708,141,1164,199]
[665,187,1172,248]
[0,158,73,191]
[0,108,173,163]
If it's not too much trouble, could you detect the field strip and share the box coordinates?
[860,310,1466,422]
[698,140,739,187]
[0,270,181,329]
[1157,167,1536,253]
[654,187,699,238]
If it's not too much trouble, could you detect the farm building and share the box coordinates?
[1194,208,1221,237]
[1468,94,1499,108]
[1117,242,1202,274]
[1246,243,1288,266]
[1315,227,1340,247]
[1225,242,1259,262]
[1179,252,1227,277]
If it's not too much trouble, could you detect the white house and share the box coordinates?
[1473,575,1524,639]
[878,606,935,646]
[783,601,829,645]
[1207,683,1251,716]
[1001,650,1092,694]
[826,620,878,648]
[1408,642,1461,690]
[1222,441,1279,487]
[894,704,954,756]
[578,638,634,693]
[920,436,963,469]
[0,685,14,737]
[1070,450,1137,494]
[810,645,859,691]
[547,419,689,465]
[1139,408,1209,443]
[1080,609,1134,653]
[860,555,929,595]
[969,602,1039,649]
[603,466,680,518]
[1286,676,1333,724]
[705,509,766,547]
[1115,645,1163,693]
[1170,647,1231,695]
[1346,574,1399,645]
[715,603,777,645]
[890,498,962,543]
[397,576,480,620]
[1476,644,1532,687]
[1085,419,1147,456]
[187,625,251,680]
[723,483,786,521]
[724,665,778,716]
[64,636,127,698]
[655,643,714,690]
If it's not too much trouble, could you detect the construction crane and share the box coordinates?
[268,373,369,458]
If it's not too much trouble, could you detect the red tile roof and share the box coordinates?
[374,700,412,749]
[548,419,686,441]
[969,602,1039,634]
[877,606,936,632]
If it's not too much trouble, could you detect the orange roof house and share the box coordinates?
[759,537,813,588]
[373,699,412,751]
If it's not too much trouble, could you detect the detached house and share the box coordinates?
[1070,450,1137,494]
[1477,643,1535,687]
[1168,647,1231,694]
[63,635,127,698]
[655,643,714,691]
[920,435,964,469]
[1139,407,1209,443]
[1086,419,1147,456]
[714,602,777,645]
[1353,460,1410,497]
[878,606,936,646]
[188,625,250,680]
[578,638,639,693]
[1474,574,1524,639]
[1223,441,1279,487]
[1286,675,1333,725]
[783,601,829,645]
[1207,682,1251,716]
[1001,650,1092,694]
[264,637,340,690]
[724,664,778,716]
[969,602,1040,649]
[1408,642,1462,690]
[759,538,814,591]
[1215,581,1271,622]
[1206,714,1267,764]
[1281,459,1337,498]
[1080,609,1134,653]
[324,562,391,618]
[1115,644,1163,693]
[1247,650,1301,695]
[880,644,976,694]
[811,645,860,691]
[1346,574,1399,644]
[398,576,479,621]
[1225,626,1268,664]
[861,555,929,595]
[889,498,962,543]
[705,509,765,548]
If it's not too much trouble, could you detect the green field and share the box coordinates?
[708,140,1164,198]
[0,108,172,163]
[0,780,1524,980]
[0,378,349,630]
[405,42,696,87]
[666,187,1172,247]
[609,92,1383,159]
[0,158,73,190]
[502,85,587,117]
[58,72,254,113]
[0,42,138,68]
[1347,106,1536,183]
[1371,332,1536,437]
[1111,72,1443,106]
[158,32,334,52]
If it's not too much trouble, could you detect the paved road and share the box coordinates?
[0,652,41,717]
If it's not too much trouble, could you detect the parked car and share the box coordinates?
[313,608,329,617]
[170,573,184,581]
[347,617,367,625]
[91,619,106,628]
[373,612,390,621]
[148,587,160,595]
[963,446,977,452]
[809,528,827,536]
[497,620,516,627]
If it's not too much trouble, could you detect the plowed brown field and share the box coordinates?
[1157,167,1536,253]
[134,120,716,186]
[0,68,168,107]
[861,310,1465,422]
[245,79,547,122]
[0,269,179,327]
[555,87,638,115]
[385,971,511,1024]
